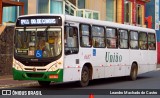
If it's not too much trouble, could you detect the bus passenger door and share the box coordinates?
[63,26,80,82]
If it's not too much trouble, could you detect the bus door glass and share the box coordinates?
[64,26,79,55]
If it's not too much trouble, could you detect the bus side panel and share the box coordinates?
[138,50,149,74]
[114,49,130,77]
[147,50,157,72]
[105,49,130,77]
[63,55,81,82]
[129,50,141,74]
[105,66,115,78]
[91,49,105,79]
[92,66,105,79]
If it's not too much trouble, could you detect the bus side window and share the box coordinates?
[79,24,91,47]
[139,32,148,50]
[92,26,105,48]
[65,26,79,55]
[148,33,156,50]
[130,31,138,49]
[106,28,118,48]
[119,29,129,49]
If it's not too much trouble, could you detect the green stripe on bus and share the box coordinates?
[12,68,63,82]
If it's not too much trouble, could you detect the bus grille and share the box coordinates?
[24,68,46,72]
[20,61,49,67]
[26,73,44,78]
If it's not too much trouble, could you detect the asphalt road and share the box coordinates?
[1,70,160,98]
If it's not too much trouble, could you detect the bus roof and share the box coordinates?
[17,14,155,33]
[65,15,155,33]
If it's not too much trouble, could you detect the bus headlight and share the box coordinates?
[13,60,23,71]
[48,63,58,72]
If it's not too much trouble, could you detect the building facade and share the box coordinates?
[1,0,150,26]
[0,0,24,24]
[146,0,160,64]
[105,0,150,26]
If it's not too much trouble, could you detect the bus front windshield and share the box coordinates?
[15,28,61,59]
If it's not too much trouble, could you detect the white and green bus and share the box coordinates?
[13,14,157,87]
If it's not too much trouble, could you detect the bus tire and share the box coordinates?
[79,66,90,87]
[38,81,51,87]
[130,63,138,81]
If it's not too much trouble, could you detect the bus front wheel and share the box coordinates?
[130,63,138,81]
[79,66,90,87]
[38,81,51,87]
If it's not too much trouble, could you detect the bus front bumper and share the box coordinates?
[12,68,63,82]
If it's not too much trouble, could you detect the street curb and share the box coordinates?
[0,78,12,81]
[0,82,38,89]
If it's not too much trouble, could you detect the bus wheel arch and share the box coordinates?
[130,62,138,81]
[84,63,93,80]
[79,63,93,87]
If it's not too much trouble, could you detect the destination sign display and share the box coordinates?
[16,16,62,26]
[20,19,57,25]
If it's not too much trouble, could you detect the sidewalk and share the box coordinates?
[157,64,160,68]
[0,75,38,89]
